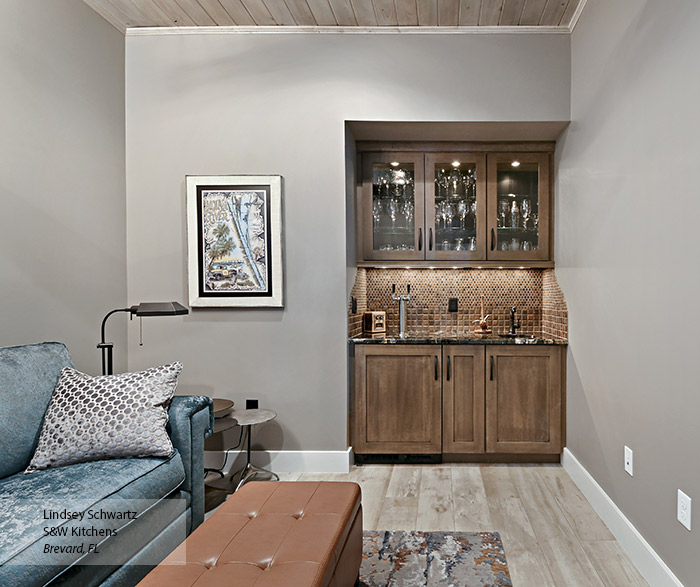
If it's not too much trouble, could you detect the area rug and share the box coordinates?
[360,530,512,587]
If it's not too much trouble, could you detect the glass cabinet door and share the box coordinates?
[487,153,550,261]
[362,153,425,261]
[425,153,486,260]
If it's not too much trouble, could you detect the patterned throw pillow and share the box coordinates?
[25,362,182,473]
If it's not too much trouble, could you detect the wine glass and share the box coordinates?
[521,198,532,229]
[444,202,455,230]
[372,199,382,224]
[498,199,509,228]
[457,200,468,229]
[510,201,520,229]
[402,200,414,228]
[388,197,398,229]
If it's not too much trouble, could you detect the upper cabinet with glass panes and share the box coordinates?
[359,147,552,265]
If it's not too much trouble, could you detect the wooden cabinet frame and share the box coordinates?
[352,343,565,460]
[352,345,442,454]
[485,346,562,454]
[486,152,551,262]
[361,152,425,261]
[356,143,554,266]
[424,153,487,261]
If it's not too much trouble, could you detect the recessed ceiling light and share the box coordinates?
[390,161,400,167]
[451,161,460,167]
[511,161,521,167]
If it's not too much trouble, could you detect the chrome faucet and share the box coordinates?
[392,284,411,339]
[509,306,521,336]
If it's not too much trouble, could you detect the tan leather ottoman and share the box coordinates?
[138,481,363,587]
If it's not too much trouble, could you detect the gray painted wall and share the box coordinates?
[557,0,700,583]
[125,32,570,452]
[0,0,126,373]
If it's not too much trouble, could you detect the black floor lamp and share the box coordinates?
[97,302,189,375]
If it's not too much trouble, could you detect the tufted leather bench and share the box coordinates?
[138,481,363,587]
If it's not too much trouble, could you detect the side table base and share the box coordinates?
[234,463,280,492]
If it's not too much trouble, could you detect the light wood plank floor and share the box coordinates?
[278,464,649,587]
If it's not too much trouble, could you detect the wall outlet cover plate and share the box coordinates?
[624,445,633,476]
[678,489,692,531]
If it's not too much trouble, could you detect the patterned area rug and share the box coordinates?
[360,530,512,587]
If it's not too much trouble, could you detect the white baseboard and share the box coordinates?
[562,448,684,587]
[204,447,353,475]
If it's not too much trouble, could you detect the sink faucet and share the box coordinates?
[392,284,411,339]
[509,306,521,336]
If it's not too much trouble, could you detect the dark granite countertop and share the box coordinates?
[349,331,567,345]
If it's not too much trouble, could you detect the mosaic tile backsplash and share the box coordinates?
[348,268,568,340]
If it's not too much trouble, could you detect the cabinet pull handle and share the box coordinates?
[491,228,495,251]
[446,355,451,381]
[490,355,494,381]
[418,228,422,251]
[429,228,433,251]
[434,356,439,380]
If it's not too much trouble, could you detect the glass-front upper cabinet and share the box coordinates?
[425,153,486,260]
[362,152,425,261]
[486,153,550,261]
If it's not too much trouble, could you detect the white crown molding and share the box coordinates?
[126,25,570,37]
[562,448,685,587]
[568,0,588,33]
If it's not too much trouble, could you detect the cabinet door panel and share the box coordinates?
[442,346,485,453]
[361,152,425,261]
[354,345,441,453]
[486,346,562,454]
[486,152,550,261]
[425,153,487,261]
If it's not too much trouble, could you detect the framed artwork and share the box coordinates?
[186,175,284,308]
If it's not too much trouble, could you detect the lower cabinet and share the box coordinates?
[352,343,565,459]
[352,345,442,454]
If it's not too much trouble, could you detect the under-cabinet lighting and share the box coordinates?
[508,193,516,198]
[520,266,525,269]
[390,161,400,167]
[499,266,504,269]
[429,266,436,270]
[477,266,482,269]
[451,161,460,167]
[511,160,521,167]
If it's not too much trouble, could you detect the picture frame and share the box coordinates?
[186,175,284,308]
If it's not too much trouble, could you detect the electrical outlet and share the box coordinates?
[624,446,633,476]
[678,490,692,531]
[448,298,458,312]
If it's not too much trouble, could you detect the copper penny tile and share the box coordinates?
[348,267,568,340]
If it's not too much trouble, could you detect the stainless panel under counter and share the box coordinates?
[349,331,567,345]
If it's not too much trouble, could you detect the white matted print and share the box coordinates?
[187,175,284,307]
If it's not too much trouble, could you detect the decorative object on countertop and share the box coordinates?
[363,311,386,335]
[473,294,492,334]
[186,175,284,308]
[98,301,188,375]
[360,530,511,587]
[391,283,412,339]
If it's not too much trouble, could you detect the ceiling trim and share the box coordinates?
[568,0,588,32]
[125,24,572,37]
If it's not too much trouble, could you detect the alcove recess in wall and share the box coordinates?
[347,267,567,339]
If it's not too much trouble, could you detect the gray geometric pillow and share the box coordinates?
[25,362,182,473]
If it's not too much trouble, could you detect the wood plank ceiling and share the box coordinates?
[83,0,585,33]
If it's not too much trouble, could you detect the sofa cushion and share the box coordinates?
[0,450,186,570]
[26,362,182,473]
[0,342,74,478]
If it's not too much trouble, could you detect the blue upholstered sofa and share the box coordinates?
[0,342,214,586]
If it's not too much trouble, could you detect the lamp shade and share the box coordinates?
[130,302,189,317]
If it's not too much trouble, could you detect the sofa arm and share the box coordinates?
[167,395,214,531]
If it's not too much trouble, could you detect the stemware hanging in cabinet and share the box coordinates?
[359,147,552,265]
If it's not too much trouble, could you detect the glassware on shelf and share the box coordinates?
[441,240,451,251]
[521,197,532,229]
[457,201,468,229]
[510,201,520,229]
[498,199,509,228]
[522,240,532,251]
[454,238,464,251]
[387,197,398,229]
[467,236,477,251]
[372,200,382,224]
[511,237,520,251]
[444,203,455,230]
